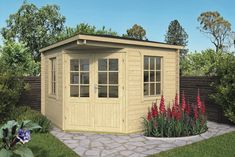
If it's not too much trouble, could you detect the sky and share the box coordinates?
[0,0,234,52]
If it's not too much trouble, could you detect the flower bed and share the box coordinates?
[143,90,207,137]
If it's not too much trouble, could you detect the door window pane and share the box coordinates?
[109,72,118,84]
[156,71,161,82]
[109,59,118,71]
[70,85,79,97]
[98,72,107,84]
[80,59,89,71]
[150,71,154,82]
[98,59,107,71]
[80,85,89,97]
[98,86,107,97]
[80,72,89,84]
[70,59,79,71]
[109,86,118,98]
[70,72,79,84]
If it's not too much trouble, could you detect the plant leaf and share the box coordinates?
[14,147,34,157]
[0,148,13,157]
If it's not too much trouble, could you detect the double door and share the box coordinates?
[65,52,124,132]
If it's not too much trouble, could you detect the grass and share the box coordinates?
[25,133,79,157]
[149,131,235,157]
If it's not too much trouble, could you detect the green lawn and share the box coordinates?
[26,133,79,157]
[149,131,235,157]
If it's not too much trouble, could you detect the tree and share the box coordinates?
[123,24,147,40]
[197,11,232,52]
[57,23,118,41]
[1,1,65,61]
[165,20,188,57]
[180,49,223,76]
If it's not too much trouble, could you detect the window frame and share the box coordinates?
[143,55,163,99]
[49,57,57,97]
[97,58,119,98]
[69,58,90,98]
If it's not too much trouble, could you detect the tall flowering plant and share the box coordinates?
[0,120,41,157]
[143,90,207,137]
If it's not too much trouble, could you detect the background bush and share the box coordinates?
[0,41,39,123]
[11,106,52,133]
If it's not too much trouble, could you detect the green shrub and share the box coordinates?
[11,106,52,133]
[211,52,235,123]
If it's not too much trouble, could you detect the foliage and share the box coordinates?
[198,11,232,52]
[56,23,118,41]
[0,120,41,157]
[123,24,147,40]
[149,131,235,157]
[1,1,65,62]
[27,133,79,157]
[143,91,207,137]
[11,106,52,133]
[210,53,235,123]
[165,20,188,58]
[180,49,224,76]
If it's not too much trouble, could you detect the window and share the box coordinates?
[98,59,118,98]
[144,56,162,96]
[50,58,56,95]
[70,59,89,97]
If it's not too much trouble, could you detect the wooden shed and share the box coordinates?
[40,34,182,133]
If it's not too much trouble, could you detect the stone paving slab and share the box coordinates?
[50,121,235,157]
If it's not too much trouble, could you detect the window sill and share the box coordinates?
[48,94,57,100]
[143,95,161,102]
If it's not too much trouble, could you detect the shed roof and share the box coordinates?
[40,34,183,52]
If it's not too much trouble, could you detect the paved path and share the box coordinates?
[51,121,235,157]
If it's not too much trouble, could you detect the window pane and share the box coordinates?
[70,85,79,97]
[70,72,79,84]
[144,71,149,82]
[80,72,89,84]
[80,85,89,97]
[70,59,79,71]
[109,72,118,84]
[144,57,148,70]
[53,71,56,82]
[156,57,161,70]
[98,72,107,84]
[150,58,155,70]
[80,59,89,71]
[144,83,149,96]
[156,71,161,82]
[156,83,161,95]
[150,83,155,95]
[109,59,118,71]
[53,82,56,94]
[109,86,118,98]
[150,71,154,82]
[98,59,107,71]
[98,86,107,97]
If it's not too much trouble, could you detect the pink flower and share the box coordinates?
[147,108,152,121]
[151,102,158,117]
[194,106,198,120]
[181,91,186,111]
[186,104,190,116]
[201,102,206,114]
[159,95,165,114]
[197,89,201,109]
